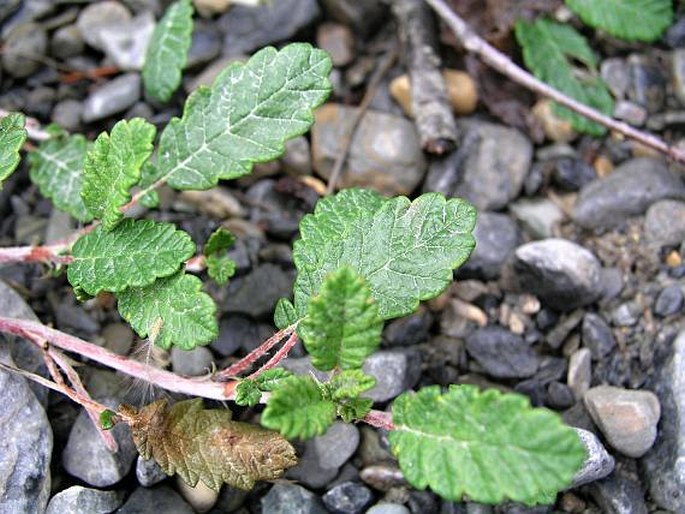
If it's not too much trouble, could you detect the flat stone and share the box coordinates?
[454,120,533,211]
[323,481,373,514]
[366,504,411,514]
[465,327,539,379]
[645,199,685,246]
[513,239,603,311]
[1,22,47,78]
[62,397,138,486]
[82,73,141,123]
[509,198,564,240]
[642,330,685,512]
[582,313,616,359]
[76,0,132,50]
[569,428,615,488]
[362,351,421,402]
[314,422,360,470]
[46,486,123,514]
[261,483,328,514]
[223,263,294,319]
[654,284,684,317]
[136,456,167,487]
[171,346,213,376]
[458,212,520,280]
[118,485,194,514]
[573,158,685,230]
[0,344,52,513]
[567,348,592,401]
[312,104,426,195]
[218,0,320,56]
[584,385,660,458]
[99,11,155,70]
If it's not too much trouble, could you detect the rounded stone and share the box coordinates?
[2,23,47,78]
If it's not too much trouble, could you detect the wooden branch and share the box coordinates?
[393,0,458,154]
[423,0,685,165]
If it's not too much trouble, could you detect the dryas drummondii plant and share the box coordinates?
[0,0,586,507]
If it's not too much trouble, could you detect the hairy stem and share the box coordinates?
[423,0,685,164]
[246,330,299,380]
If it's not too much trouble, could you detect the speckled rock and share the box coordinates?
[118,485,194,514]
[46,486,123,514]
[82,73,141,123]
[573,158,685,230]
[312,104,426,195]
[261,483,328,514]
[569,428,615,488]
[645,199,685,246]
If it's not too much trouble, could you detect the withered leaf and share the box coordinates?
[121,399,298,491]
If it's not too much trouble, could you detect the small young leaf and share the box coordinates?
[293,189,476,321]
[299,266,382,371]
[0,112,27,187]
[68,218,195,295]
[261,375,336,439]
[99,409,117,430]
[143,0,194,102]
[253,368,293,391]
[28,134,93,221]
[154,43,331,190]
[203,227,236,256]
[82,118,157,230]
[235,380,261,407]
[327,369,377,400]
[337,397,373,423]
[389,385,586,505]
[515,19,613,136]
[118,271,217,350]
[122,399,297,491]
[566,0,672,42]
[206,254,236,285]
[274,298,297,330]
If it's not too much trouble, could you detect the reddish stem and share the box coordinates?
[217,325,295,379]
[246,330,299,380]
[362,409,395,431]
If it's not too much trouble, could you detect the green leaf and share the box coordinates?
[261,375,336,439]
[299,266,382,371]
[274,298,297,330]
[566,0,672,42]
[82,118,157,230]
[206,254,236,286]
[254,368,293,391]
[337,397,373,423]
[118,271,218,349]
[293,189,476,321]
[515,18,614,136]
[143,0,194,102]
[67,218,195,295]
[235,380,261,407]
[0,113,27,187]
[28,134,93,221]
[389,385,586,505]
[138,160,160,208]
[203,227,236,256]
[99,409,117,430]
[326,369,376,400]
[154,43,331,190]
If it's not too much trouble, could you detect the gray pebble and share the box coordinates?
[367,503,411,514]
[99,11,155,71]
[46,486,123,514]
[569,428,615,488]
[224,263,294,319]
[567,348,592,401]
[582,313,616,359]
[465,327,539,379]
[654,284,684,317]
[509,198,564,240]
[186,20,221,69]
[458,212,521,280]
[82,73,141,123]
[136,456,167,487]
[362,351,421,402]
[51,99,83,132]
[76,0,132,51]
[645,199,685,246]
[51,24,84,59]
[171,346,213,376]
[611,302,641,327]
[118,485,193,514]
[588,470,648,514]
[573,158,685,230]
[261,483,328,514]
[513,239,603,311]
[314,422,360,470]
[323,481,373,514]
[2,23,47,78]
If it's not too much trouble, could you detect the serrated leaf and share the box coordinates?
[299,266,382,371]
[139,160,160,208]
[293,189,476,321]
[0,113,27,187]
[337,397,373,423]
[327,369,376,400]
[82,118,157,230]
[261,375,336,439]
[67,218,195,295]
[99,409,117,430]
[203,227,236,255]
[274,298,297,330]
[122,399,297,491]
[515,18,614,136]
[389,385,586,505]
[154,43,331,190]
[28,134,92,221]
[254,368,293,391]
[235,380,261,407]
[143,0,194,102]
[207,254,236,285]
[566,0,672,42]
[118,271,217,350]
